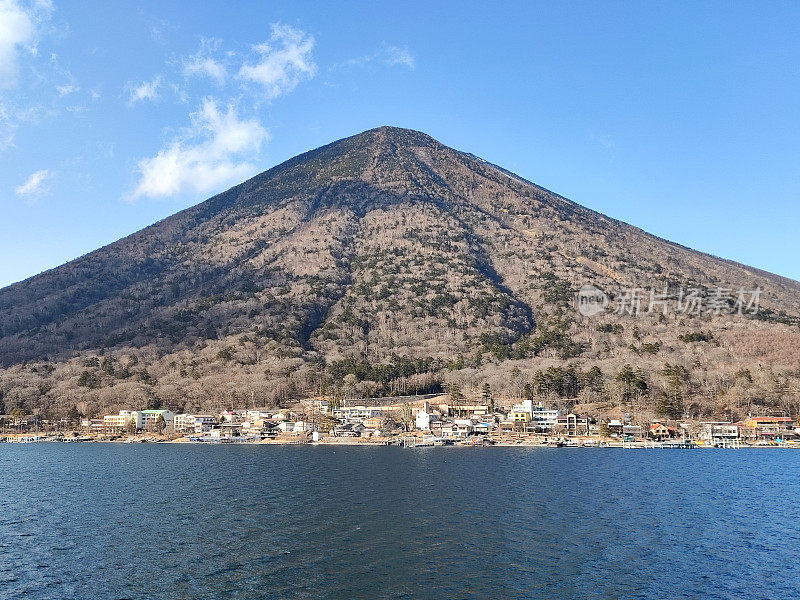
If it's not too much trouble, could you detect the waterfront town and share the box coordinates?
[2,394,799,448]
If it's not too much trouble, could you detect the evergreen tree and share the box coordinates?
[481,383,493,413]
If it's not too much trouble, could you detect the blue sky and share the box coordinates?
[1,0,799,288]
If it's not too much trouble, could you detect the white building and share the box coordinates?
[454,419,474,436]
[530,408,559,430]
[103,410,141,431]
[702,422,740,445]
[103,413,128,431]
[507,400,559,430]
[245,410,273,421]
[174,414,216,433]
[416,410,433,430]
[218,410,238,423]
[173,413,195,433]
[332,406,382,424]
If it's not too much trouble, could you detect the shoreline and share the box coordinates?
[2,433,798,449]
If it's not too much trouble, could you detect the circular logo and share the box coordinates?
[576,285,608,317]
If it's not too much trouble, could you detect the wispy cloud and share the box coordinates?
[238,23,316,98]
[0,100,54,150]
[183,37,227,85]
[126,76,161,106]
[0,101,15,149]
[56,82,78,96]
[130,97,268,199]
[335,43,416,70]
[384,45,415,68]
[15,168,52,202]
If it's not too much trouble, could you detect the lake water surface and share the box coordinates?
[1,444,799,599]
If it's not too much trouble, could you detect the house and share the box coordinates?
[83,418,104,433]
[434,402,489,417]
[437,421,458,438]
[510,410,530,424]
[415,410,442,431]
[507,400,559,431]
[454,419,474,436]
[416,410,432,430]
[193,415,217,434]
[499,420,516,433]
[702,422,740,445]
[607,419,624,434]
[740,416,794,439]
[362,416,383,429]
[508,399,533,423]
[649,423,677,440]
[245,410,273,421]
[276,421,296,433]
[558,414,591,436]
[240,420,261,434]
[473,422,493,435]
[332,423,365,437]
[622,425,643,438]
[219,422,242,436]
[174,413,198,433]
[332,406,382,424]
[218,410,238,423]
[531,408,559,430]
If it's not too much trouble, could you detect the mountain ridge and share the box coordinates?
[7,126,799,290]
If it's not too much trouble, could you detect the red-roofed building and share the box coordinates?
[738,416,794,439]
[649,422,678,440]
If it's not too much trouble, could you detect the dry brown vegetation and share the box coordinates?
[1,127,799,423]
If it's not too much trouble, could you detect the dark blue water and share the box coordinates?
[1,445,799,599]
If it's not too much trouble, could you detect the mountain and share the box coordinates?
[2,126,799,420]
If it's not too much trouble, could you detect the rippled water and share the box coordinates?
[1,445,799,599]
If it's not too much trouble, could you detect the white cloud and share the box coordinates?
[185,56,226,84]
[384,45,415,69]
[238,23,315,98]
[334,43,416,70]
[183,38,227,85]
[56,82,78,96]
[131,97,268,199]
[15,168,52,202]
[0,0,36,88]
[126,76,161,106]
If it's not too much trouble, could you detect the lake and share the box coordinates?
[1,444,799,599]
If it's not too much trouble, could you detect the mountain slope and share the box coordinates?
[1,127,799,420]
